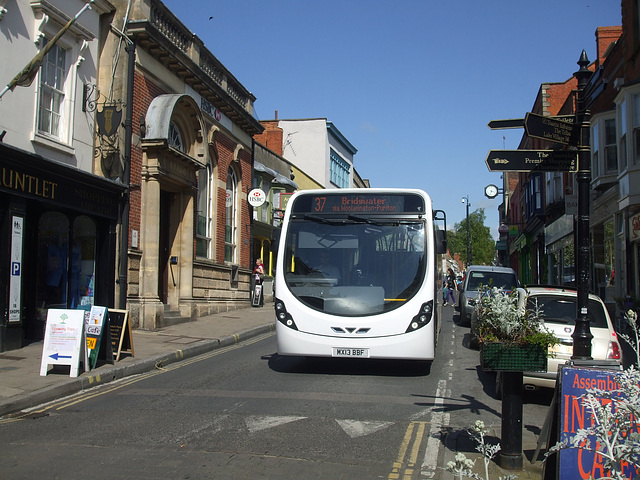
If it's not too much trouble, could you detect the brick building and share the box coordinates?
[100,0,263,329]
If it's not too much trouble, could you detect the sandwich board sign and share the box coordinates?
[40,309,84,377]
[85,306,108,370]
[108,309,134,361]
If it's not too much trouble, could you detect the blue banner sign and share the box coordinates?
[559,366,638,479]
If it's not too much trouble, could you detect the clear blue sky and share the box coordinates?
[163,0,621,237]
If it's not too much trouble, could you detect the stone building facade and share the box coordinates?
[100,0,263,329]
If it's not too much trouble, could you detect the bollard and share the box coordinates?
[499,371,523,470]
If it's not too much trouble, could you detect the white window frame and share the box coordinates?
[169,121,185,152]
[632,93,640,167]
[225,167,237,263]
[196,164,213,258]
[38,41,67,138]
[618,99,628,172]
[604,117,618,173]
[34,36,76,147]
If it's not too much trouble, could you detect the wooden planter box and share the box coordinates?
[480,342,547,372]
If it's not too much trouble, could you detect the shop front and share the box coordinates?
[0,143,125,352]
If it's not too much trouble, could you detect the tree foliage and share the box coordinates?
[447,208,495,266]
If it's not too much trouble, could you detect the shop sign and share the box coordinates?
[96,105,122,137]
[558,366,637,479]
[565,195,578,216]
[85,306,108,370]
[9,216,23,323]
[40,309,84,377]
[630,212,640,242]
[248,188,266,207]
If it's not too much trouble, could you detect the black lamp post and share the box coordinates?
[572,50,594,360]
[462,195,471,267]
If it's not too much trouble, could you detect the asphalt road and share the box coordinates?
[0,307,554,479]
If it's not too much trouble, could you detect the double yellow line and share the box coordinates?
[389,421,428,479]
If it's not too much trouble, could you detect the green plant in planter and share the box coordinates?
[475,285,558,348]
[475,285,559,372]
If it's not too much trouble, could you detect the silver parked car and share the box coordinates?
[458,266,519,327]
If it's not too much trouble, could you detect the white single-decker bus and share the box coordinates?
[274,189,447,361]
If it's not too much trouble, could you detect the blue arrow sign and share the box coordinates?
[49,352,72,360]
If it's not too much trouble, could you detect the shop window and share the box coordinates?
[36,213,96,325]
[71,216,96,308]
[563,247,575,286]
[225,167,237,263]
[605,220,615,287]
[37,212,69,315]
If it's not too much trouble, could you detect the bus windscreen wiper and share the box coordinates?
[346,214,422,226]
[347,214,386,226]
[302,214,346,225]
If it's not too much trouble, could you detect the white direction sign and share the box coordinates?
[40,309,85,377]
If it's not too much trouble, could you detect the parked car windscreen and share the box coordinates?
[526,295,608,329]
[466,272,518,291]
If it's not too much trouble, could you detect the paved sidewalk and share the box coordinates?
[0,304,275,417]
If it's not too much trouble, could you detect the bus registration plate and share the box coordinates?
[332,347,370,358]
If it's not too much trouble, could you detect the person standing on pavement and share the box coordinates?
[445,268,457,306]
[253,258,265,307]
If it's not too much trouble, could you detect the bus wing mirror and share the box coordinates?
[433,210,447,255]
[435,229,447,255]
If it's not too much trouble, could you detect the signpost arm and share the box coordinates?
[572,50,594,360]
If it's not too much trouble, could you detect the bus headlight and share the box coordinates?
[406,301,433,333]
[274,298,298,330]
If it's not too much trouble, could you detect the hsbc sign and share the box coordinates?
[248,188,266,207]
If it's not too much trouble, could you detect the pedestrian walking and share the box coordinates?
[445,268,457,306]
[252,258,265,307]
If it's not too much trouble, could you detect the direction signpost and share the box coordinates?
[488,118,525,129]
[485,149,577,172]
[487,56,595,472]
[524,112,577,145]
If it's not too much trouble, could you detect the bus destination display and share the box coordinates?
[293,193,424,215]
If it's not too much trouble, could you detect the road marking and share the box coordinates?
[420,380,450,478]
[388,421,428,479]
[245,415,307,433]
[336,419,394,438]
